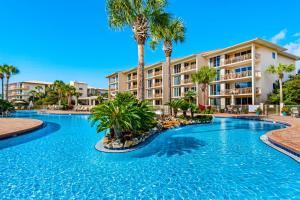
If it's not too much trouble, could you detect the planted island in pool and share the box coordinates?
[89,92,213,150]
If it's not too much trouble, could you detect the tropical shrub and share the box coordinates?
[0,99,14,113]
[281,106,289,113]
[255,107,262,115]
[166,99,182,117]
[89,92,156,140]
[178,99,190,117]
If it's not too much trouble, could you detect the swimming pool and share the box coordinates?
[0,111,299,199]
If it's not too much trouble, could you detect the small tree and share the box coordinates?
[266,63,295,106]
[166,99,181,117]
[192,66,216,105]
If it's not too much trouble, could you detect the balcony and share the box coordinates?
[183,79,192,84]
[184,64,196,72]
[132,85,137,89]
[154,82,162,87]
[9,86,30,90]
[222,53,260,66]
[110,88,117,91]
[154,93,162,98]
[218,87,261,96]
[154,70,162,76]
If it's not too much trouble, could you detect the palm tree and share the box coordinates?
[266,63,295,107]
[3,64,19,100]
[184,90,196,104]
[166,99,181,117]
[53,80,65,106]
[74,92,82,106]
[0,65,5,100]
[150,17,185,104]
[63,85,76,107]
[192,66,217,105]
[106,0,168,101]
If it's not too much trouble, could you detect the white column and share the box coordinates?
[251,44,256,105]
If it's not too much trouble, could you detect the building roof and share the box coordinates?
[202,38,300,60]
[23,80,53,85]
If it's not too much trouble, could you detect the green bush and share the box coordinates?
[89,92,157,140]
[0,100,14,113]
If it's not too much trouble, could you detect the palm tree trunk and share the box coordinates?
[1,78,3,100]
[279,78,283,104]
[166,55,172,115]
[137,43,145,101]
[6,77,9,100]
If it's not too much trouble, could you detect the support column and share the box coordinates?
[251,44,256,105]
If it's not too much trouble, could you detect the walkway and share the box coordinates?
[0,118,44,139]
[39,110,90,115]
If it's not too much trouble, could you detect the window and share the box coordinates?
[272,52,276,59]
[155,100,162,105]
[209,56,220,67]
[148,80,152,88]
[235,82,252,88]
[184,87,190,93]
[128,83,131,90]
[210,84,220,95]
[235,97,252,105]
[147,69,153,78]
[191,86,196,91]
[184,62,189,67]
[225,98,231,106]
[127,74,131,81]
[147,90,152,98]
[79,88,83,90]
[174,64,181,73]
[216,69,220,81]
[173,87,181,97]
[174,75,181,85]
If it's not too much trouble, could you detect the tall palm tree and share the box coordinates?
[74,92,82,106]
[192,66,216,105]
[150,17,185,104]
[53,80,65,106]
[0,65,5,100]
[266,63,295,106]
[3,64,19,100]
[106,0,168,100]
[63,85,76,107]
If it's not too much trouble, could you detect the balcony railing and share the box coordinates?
[218,87,261,95]
[9,86,30,90]
[154,93,162,98]
[154,71,162,76]
[132,75,137,80]
[154,82,162,87]
[132,85,137,89]
[183,79,192,84]
[184,65,196,72]
[222,53,260,66]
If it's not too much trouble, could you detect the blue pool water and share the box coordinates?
[0,111,299,199]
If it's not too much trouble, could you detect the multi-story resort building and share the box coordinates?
[5,80,52,102]
[106,38,299,108]
[70,81,107,105]
[6,80,107,106]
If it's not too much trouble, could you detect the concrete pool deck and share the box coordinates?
[39,110,91,115]
[214,113,300,161]
[0,118,44,139]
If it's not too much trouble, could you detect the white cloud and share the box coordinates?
[271,29,287,44]
[284,39,300,56]
[293,32,300,37]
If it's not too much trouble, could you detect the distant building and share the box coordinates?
[5,80,52,102]
[5,80,107,106]
[70,81,107,105]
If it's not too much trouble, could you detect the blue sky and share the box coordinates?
[0,0,299,88]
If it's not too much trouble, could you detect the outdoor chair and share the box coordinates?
[291,107,299,118]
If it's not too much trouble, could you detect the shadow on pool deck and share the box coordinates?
[0,122,61,150]
[133,136,205,158]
